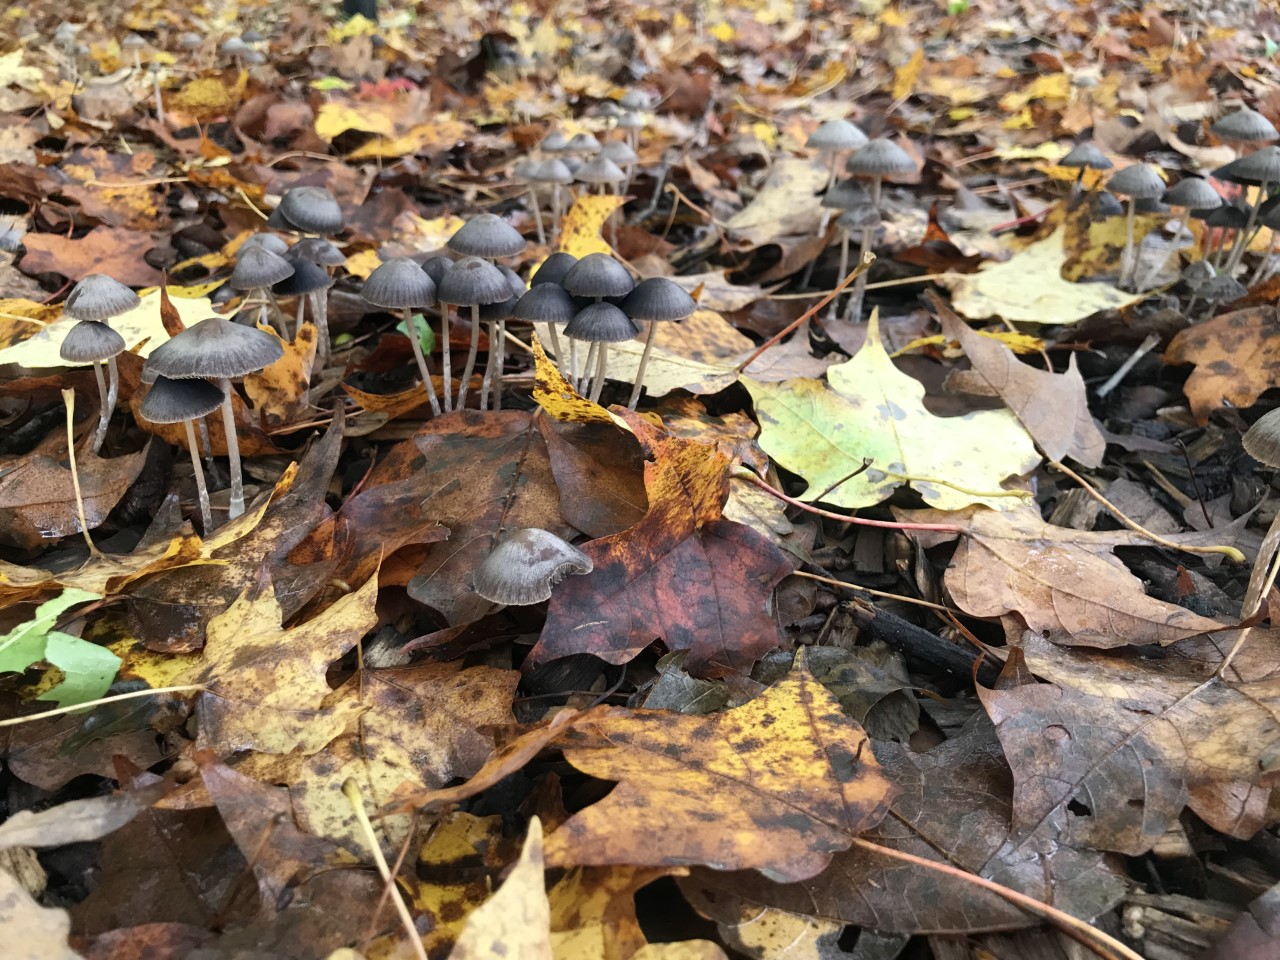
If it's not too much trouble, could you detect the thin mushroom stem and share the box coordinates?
[295,295,305,339]
[494,320,506,410]
[1121,198,1137,288]
[440,304,453,412]
[589,342,609,403]
[311,292,329,367]
[551,187,563,246]
[219,384,246,520]
[457,304,482,410]
[152,70,164,124]
[579,341,598,395]
[62,389,103,558]
[845,176,881,323]
[184,418,213,532]
[529,186,546,245]
[569,336,580,387]
[628,322,659,409]
[1226,177,1270,274]
[267,291,292,339]
[90,360,110,454]
[481,320,500,410]
[545,323,568,378]
[102,354,119,452]
[403,307,441,417]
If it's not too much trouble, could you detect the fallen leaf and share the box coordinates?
[1165,305,1280,423]
[724,157,826,249]
[20,227,163,286]
[0,781,166,850]
[558,194,627,259]
[0,870,79,960]
[242,323,318,426]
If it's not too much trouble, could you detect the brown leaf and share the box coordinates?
[931,293,1105,466]
[1165,305,1280,423]
[538,418,648,539]
[20,227,163,285]
[58,148,170,232]
[242,323,317,427]
[543,660,893,882]
[535,419,793,677]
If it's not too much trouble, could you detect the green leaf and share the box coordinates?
[0,588,117,709]
[396,312,436,356]
[0,588,101,675]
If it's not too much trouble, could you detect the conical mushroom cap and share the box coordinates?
[60,320,125,363]
[437,257,514,307]
[619,89,651,111]
[529,158,574,184]
[1059,142,1113,170]
[540,131,570,153]
[837,204,882,231]
[1134,196,1170,214]
[512,283,577,325]
[1093,191,1124,218]
[472,528,593,605]
[447,214,527,259]
[421,256,453,287]
[821,179,871,210]
[289,237,345,266]
[63,274,141,322]
[144,317,284,381]
[575,155,626,185]
[139,375,227,425]
[1244,408,1280,468]
[240,232,290,256]
[273,257,332,296]
[567,132,602,154]
[230,245,295,290]
[531,252,578,286]
[617,111,645,131]
[600,140,638,165]
[1199,203,1249,227]
[845,138,916,178]
[278,185,344,235]
[1211,106,1279,144]
[562,253,634,299]
[478,267,526,321]
[1198,273,1247,304]
[564,301,639,342]
[1162,177,1222,210]
[1212,146,1280,186]
[361,258,437,309]
[1181,259,1216,285]
[621,278,695,322]
[806,118,867,152]
[1106,164,1165,199]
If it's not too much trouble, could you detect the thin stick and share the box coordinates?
[342,779,427,960]
[63,389,102,558]
[0,683,208,727]
[733,467,966,533]
[1050,460,1245,562]
[791,569,953,612]
[849,838,1146,960]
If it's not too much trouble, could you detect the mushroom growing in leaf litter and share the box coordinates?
[622,277,696,409]
[60,320,126,455]
[438,256,514,410]
[62,274,140,454]
[361,257,442,417]
[138,375,227,533]
[1105,163,1166,288]
[564,301,639,403]
[473,528,593,606]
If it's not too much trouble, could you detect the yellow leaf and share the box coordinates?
[343,248,384,280]
[314,100,398,141]
[708,21,736,42]
[892,48,925,101]
[166,72,248,123]
[346,118,469,159]
[891,330,1045,357]
[880,5,908,26]
[531,334,617,425]
[999,73,1071,112]
[243,324,317,426]
[558,194,627,258]
[449,820,551,960]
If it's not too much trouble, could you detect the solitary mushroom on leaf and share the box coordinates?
[473,528,593,606]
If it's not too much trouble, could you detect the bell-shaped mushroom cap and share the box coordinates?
[619,89,651,111]
[1198,273,1248,304]
[437,257,515,306]
[361,258,437,309]
[63,274,141,322]
[122,32,147,50]
[513,283,577,324]
[567,131,602,154]
[564,301,640,342]
[621,278,695,322]
[478,267,527,321]
[1106,163,1165,199]
[1260,194,1280,230]
[617,111,645,131]
[562,253,635,299]
[273,257,332,296]
[1134,196,1170,215]
[447,213,527,259]
[1162,177,1222,210]
[421,255,453,287]
[531,252,578,286]
[240,232,290,256]
[575,155,626,185]
[1212,146,1280,186]
[529,158,574,184]
[230,245,295,290]
[220,36,249,56]
[514,158,540,181]
[179,32,203,49]
[845,138,916,178]
[1093,191,1125,218]
[837,204,883,232]
[1059,141,1113,170]
[821,178,871,210]
[806,118,868,152]
[593,100,622,119]
[289,237,345,266]
[60,320,126,363]
[145,317,284,381]
[139,375,227,425]
[600,140,639,165]
[1211,106,1279,144]
[1181,259,1216,285]
[1198,203,1249,228]
[1244,408,1280,468]
[473,527,593,605]
[277,185,344,235]
[540,131,570,153]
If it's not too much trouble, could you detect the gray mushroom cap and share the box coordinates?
[362,258,437,309]
[529,158,574,184]
[1106,164,1166,200]
[1181,260,1216,286]
[837,204,883,231]
[63,274,141,322]
[447,214,527,259]
[1198,273,1247,304]
[619,89,651,111]
[240,232,290,256]
[1162,177,1222,210]
[421,256,453,288]
[575,155,626,185]
[1059,142,1113,170]
[1211,106,1279,144]
[600,140,639,165]
[289,237,345,266]
[277,185,344,235]
[1093,191,1124,218]
[821,179,872,210]
[512,283,577,325]
[806,118,868,152]
[273,257,332,296]
[562,253,634,299]
[1199,203,1249,227]
[567,132,602,154]
[1212,146,1280,186]
[564,301,640,342]
[144,317,284,381]
[139,375,227,425]
[540,131,570,153]
[1244,408,1280,469]
[531,252,578,286]
[230,245,295,290]
[845,138,916,178]
[472,528,593,605]
[437,257,514,306]
[621,278,696,322]
[60,320,126,363]
[617,111,645,131]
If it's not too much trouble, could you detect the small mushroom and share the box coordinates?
[513,282,577,377]
[530,252,578,286]
[121,32,147,71]
[229,245,295,335]
[622,278,696,409]
[844,138,916,321]
[438,257,514,410]
[361,258,442,416]
[472,528,593,605]
[527,159,574,245]
[1211,106,1279,150]
[1212,147,1280,273]
[1142,177,1223,292]
[138,376,226,532]
[269,186,344,236]
[1105,163,1166,288]
[807,119,868,200]
[142,317,284,520]
[274,255,333,349]
[477,267,526,410]
[564,302,639,403]
[62,274,140,454]
[1195,202,1249,270]
[447,213,527,261]
[240,232,290,256]
[1244,409,1280,468]
[60,321,126,455]
[561,253,636,392]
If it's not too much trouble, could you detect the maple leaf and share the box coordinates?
[534,417,793,677]
[1165,305,1280,423]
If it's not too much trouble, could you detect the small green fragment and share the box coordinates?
[397,312,436,355]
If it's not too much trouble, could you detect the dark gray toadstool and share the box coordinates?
[60,320,126,455]
[513,282,577,377]
[361,258,441,416]
[622,278,696,409]
[438,257,513,410]
[62,274,140,454]
[843,138,915,321]
[564,301,639,403]
[1105,163,1166,288]
[138,375,226,532]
